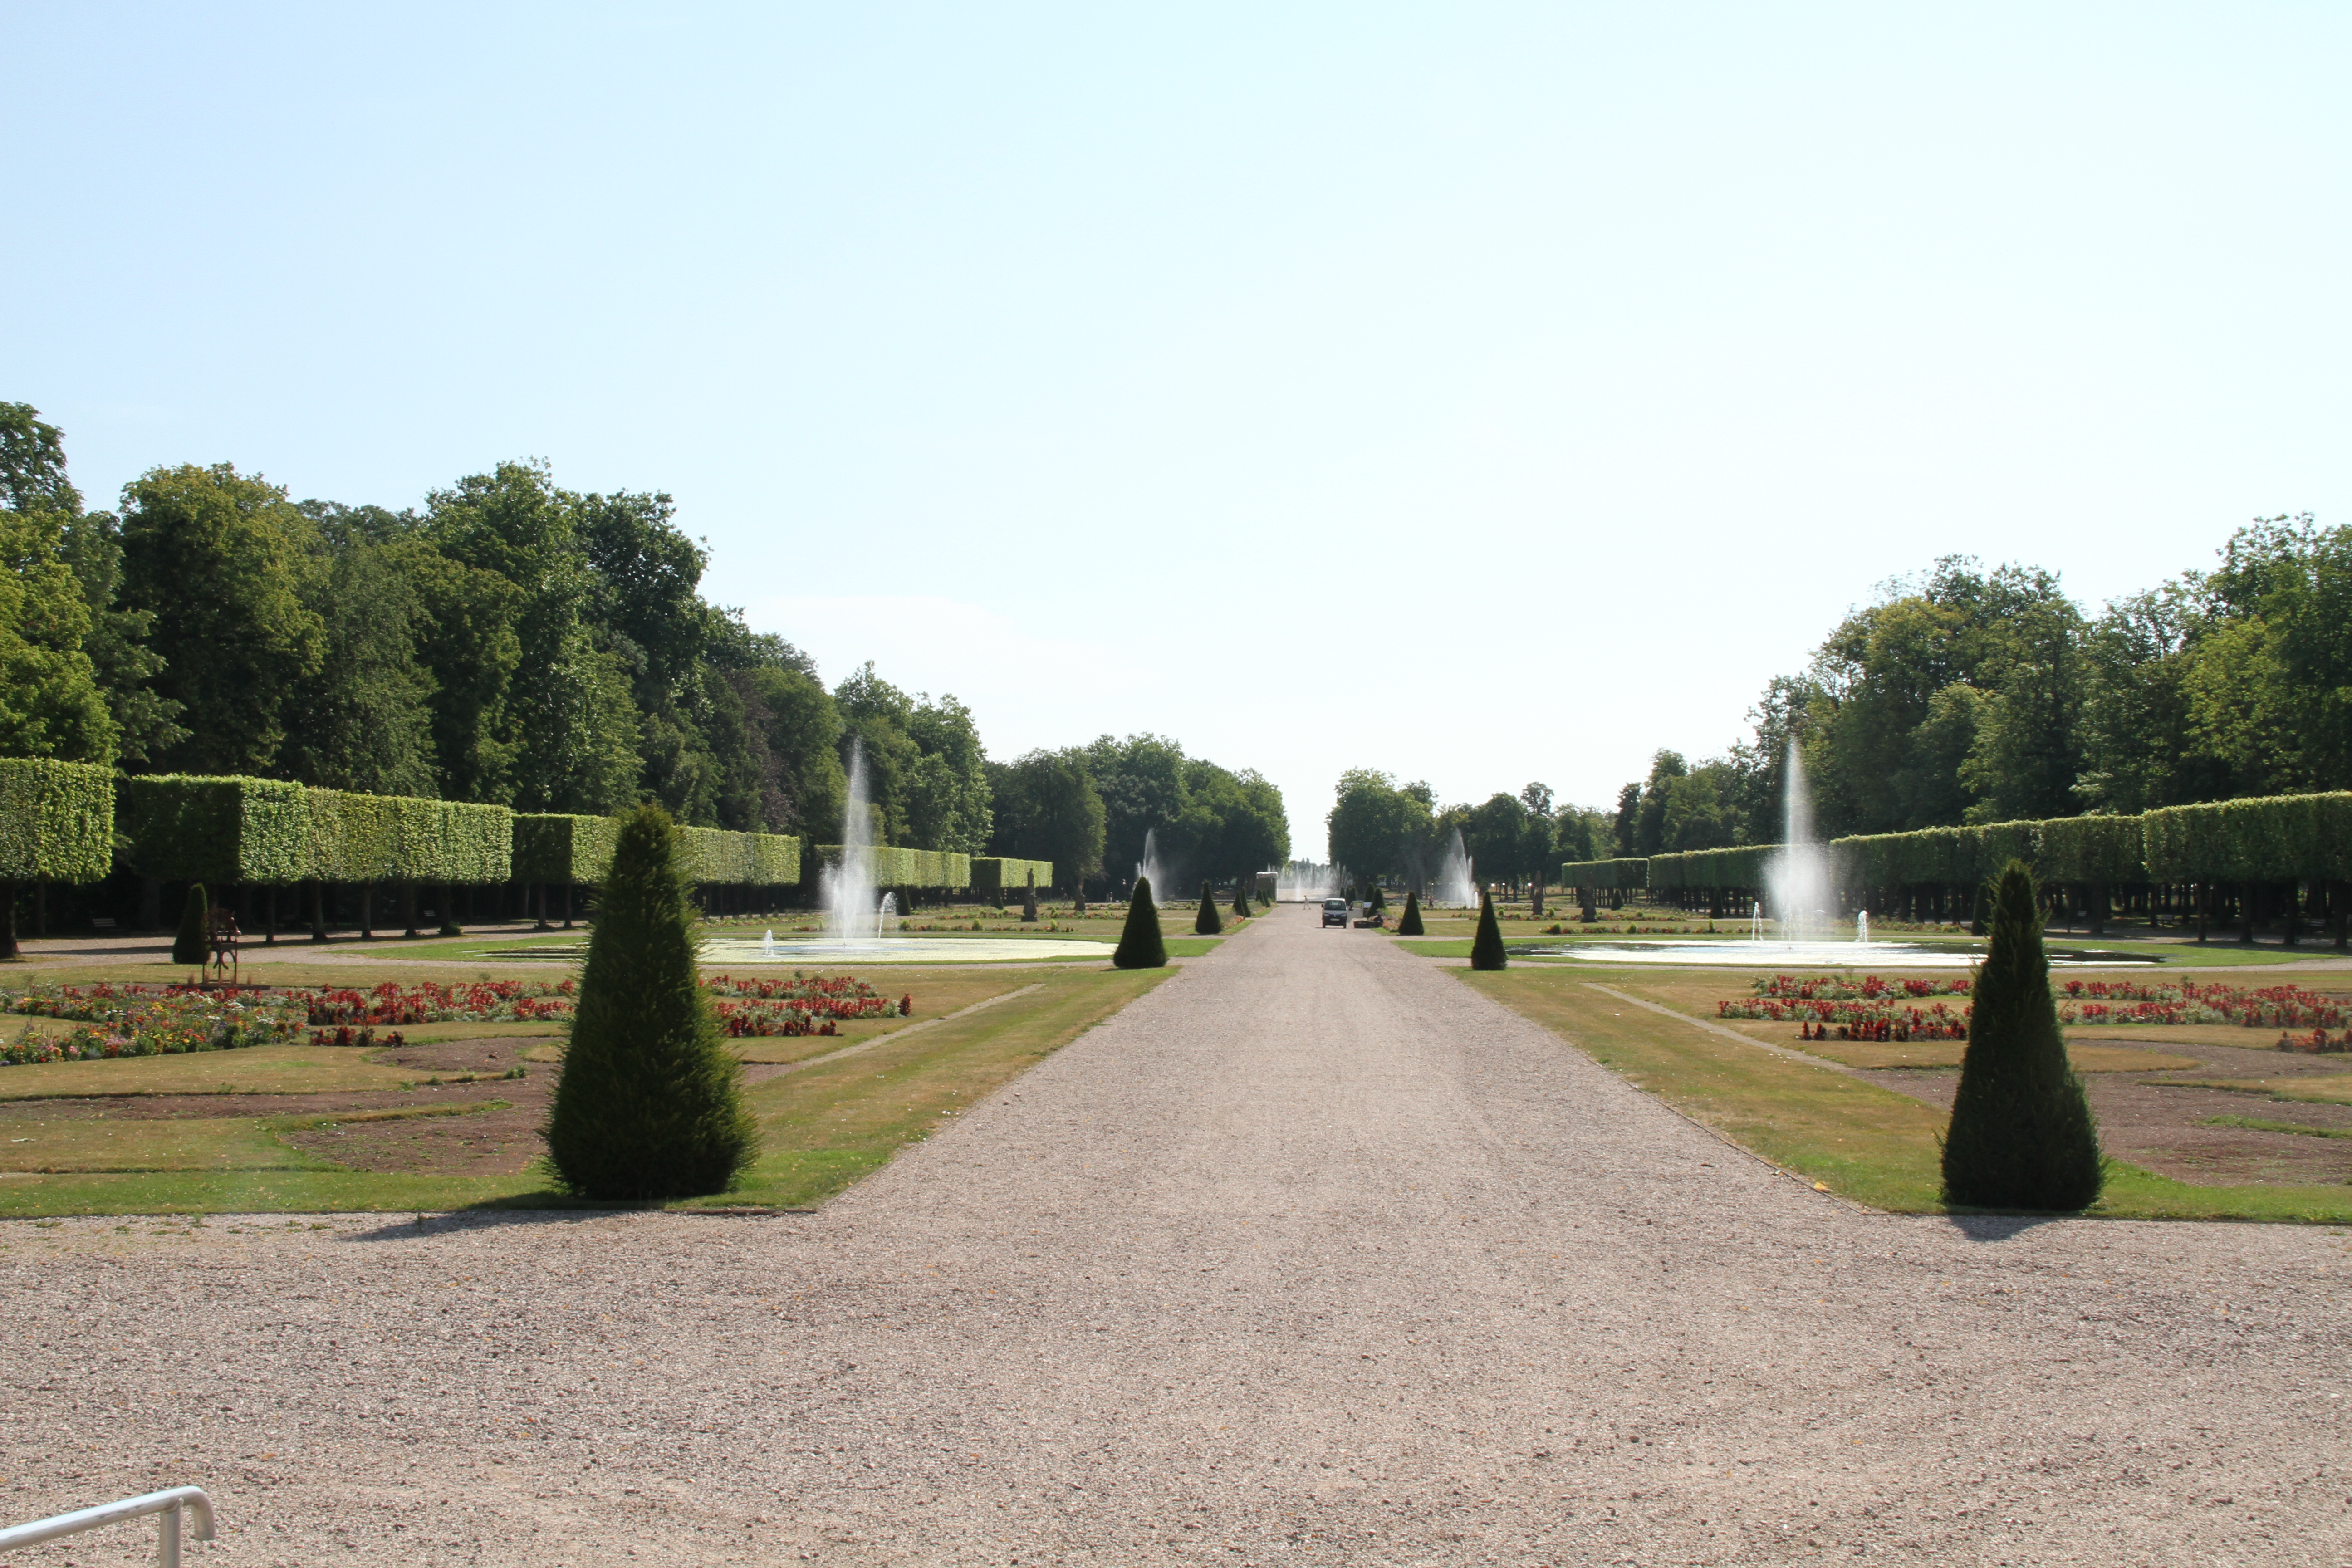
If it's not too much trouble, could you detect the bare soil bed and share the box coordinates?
[1859,1034,2352,1184]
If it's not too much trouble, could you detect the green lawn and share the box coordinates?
[1396,933,2319,969]
[1461,966,2352,1223]
[679,964,1168,1210]
[0,964,1166,1217]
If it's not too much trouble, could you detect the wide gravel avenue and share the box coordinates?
[5,905,2348,1565]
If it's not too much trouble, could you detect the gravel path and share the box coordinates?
[5,906,2350,1566]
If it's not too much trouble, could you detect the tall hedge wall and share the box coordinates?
[1560,858,1648,890]
[1631,796,2352,896]
[680,827,802,886]
[512,815,620,886]
[126,776,518,885]
[0,758,115,883]
[969,856,1051,896]
[122,775,313,884]
[822,846,982,889]
[307,789,513,884]
[1645,846,1773,890]
[2142,793,2352,884]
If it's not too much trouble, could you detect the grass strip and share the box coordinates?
[2203,1115,2352,1140]
[2148,1077,2352,1105]
[0,965,1167,1216]
[683,965,1168,1211]
[1460,970,1948,1211]
[1461,968,2352,1223]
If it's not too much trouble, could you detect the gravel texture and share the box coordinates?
[5,907,2351,1566]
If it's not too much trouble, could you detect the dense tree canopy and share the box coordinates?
[1334,521,2352,879]
[990,734,1287,894]
[0,404,1287,873]
[1595,531,2352,849]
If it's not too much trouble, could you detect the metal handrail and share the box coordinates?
[0,1485,215,1565]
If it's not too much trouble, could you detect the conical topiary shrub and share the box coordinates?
[1194,880,1224,935]
[1941,861,2105,1211]
[172,883,210,969]
[1232,880,1251,918]
[543,804,759,1200]
[1469,888,1507,970]
[1397,889,1425,936]
[1113,876,1167,969]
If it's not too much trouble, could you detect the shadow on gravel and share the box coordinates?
[338,1198,817,1243]
[1941,1213,2068,1242]
[339,1206,639,1243]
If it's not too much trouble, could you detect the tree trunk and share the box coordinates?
[563,882,574,930]
[263,883,276,945]
[360,883,376,941]
[0,879,16,960]
[310,880,328,942]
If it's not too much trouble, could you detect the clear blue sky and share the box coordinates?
[10,3,2348,854]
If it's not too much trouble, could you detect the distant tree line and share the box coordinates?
[1332,524,2350,883]
[0,402,1285,896]
[1325,771,1610,894]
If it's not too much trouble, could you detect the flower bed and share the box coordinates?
[0,984,308,1066]
[1719,974,2352,1046]
[5,975,915,1062]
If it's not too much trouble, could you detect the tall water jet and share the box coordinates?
[824,741,882,942]
[1276,860,1337,902]
[1766,740,1831,939]
[1433,828,1476,907]
[1136,827,1173,901]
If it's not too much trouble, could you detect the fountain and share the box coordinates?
[693,738,1118,965]
[1510,741,2151,968]
[1765,740,1832,940]
[1433,828,1476,907]
[1135,827,1174,901]
[1276,860,1338,902]
[823,742,883,942]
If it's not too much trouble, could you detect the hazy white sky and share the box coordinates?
[11,4,2348,854]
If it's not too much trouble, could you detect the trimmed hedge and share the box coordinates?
[0,758,115,883]
[1833,827,1978,889]
[307,789,513,884]
[1635,797,2352,895]
[512,814,619,886]
[1560,858,1647,890]
[1645,846,1773,891]
[816,846,974,889]
[971,856,1049,895]
[122,775,311,884]
[680,826,803,887]
[522,817,803,888]
[2034,814,2145,886]
[2142,793,2352,884]
[127,776,518,885]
